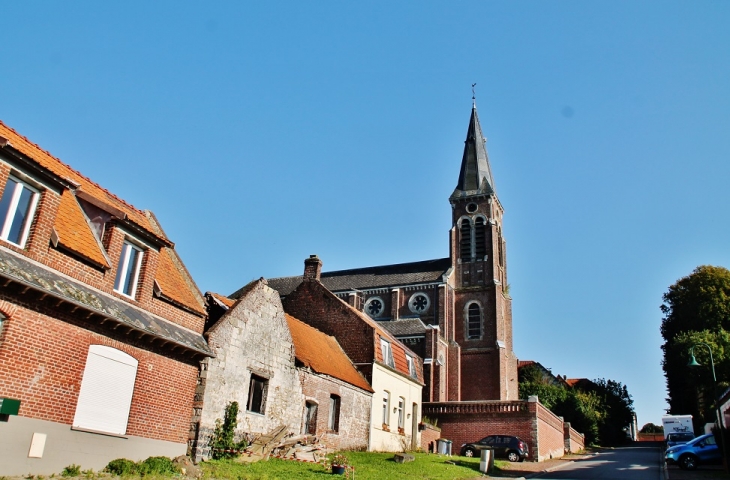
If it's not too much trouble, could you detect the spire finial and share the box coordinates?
[471,83,477,106]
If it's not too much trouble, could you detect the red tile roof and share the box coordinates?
[209,291,235,308]
[0,120,204,315]
[0,121,164,241]
[286,314,373,393]
[155,248,206,315]
[54,189,110,268]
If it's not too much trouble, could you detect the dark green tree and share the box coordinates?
[639,423,663,434]
[661,266,730,426]
[585,378,634,445]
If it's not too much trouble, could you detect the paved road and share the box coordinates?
[533,445,663,480]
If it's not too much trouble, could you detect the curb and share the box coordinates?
[523,453,597,479]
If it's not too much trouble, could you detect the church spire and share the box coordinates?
[452,103,495,198]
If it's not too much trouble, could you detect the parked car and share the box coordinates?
[665,433,720,470]
[666,432,694,448]
[460,435,529,462]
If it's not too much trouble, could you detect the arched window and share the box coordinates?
[459,219,472,261]
[474,217,487,259]
[466,302,482,340]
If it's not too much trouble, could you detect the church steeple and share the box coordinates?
[452,103,495,198]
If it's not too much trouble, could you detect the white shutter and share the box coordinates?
[72,345,138,435]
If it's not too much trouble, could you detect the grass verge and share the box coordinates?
[202,452,487,479]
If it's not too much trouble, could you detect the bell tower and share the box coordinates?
[448,102,517,401]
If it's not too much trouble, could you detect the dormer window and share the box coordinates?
[406,354,417,379]
[380,338,394,368]
[114,240,144,298]
[0,176,40,248]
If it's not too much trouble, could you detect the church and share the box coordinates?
[234,102,518,404]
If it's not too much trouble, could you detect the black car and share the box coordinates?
[460,435,529,462]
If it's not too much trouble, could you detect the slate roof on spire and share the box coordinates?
[452,104,495,198]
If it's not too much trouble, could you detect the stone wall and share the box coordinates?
[300,370,371,451]
[191,280,303,460]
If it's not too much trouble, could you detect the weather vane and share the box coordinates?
[472,83,477,100]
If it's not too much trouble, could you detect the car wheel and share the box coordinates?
[679,454,698,470]
[507,450,520,462]
[463,448,476,458]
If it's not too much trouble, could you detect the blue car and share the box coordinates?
[665,433,721,470]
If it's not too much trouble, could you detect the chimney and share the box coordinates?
[303,255,322,281]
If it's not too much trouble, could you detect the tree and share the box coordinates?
[661,266,730,426]
[640,423,663,434]
[586,378,635,445]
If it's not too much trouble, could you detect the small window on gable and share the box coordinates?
[114,240,144,298]
[72,345,138,435]
[247,374,268,414]
[328,395,340,432]
[0,176,40,248]
[466,302,483,340]
[380,338,394,368]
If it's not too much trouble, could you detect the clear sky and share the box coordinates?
[2,1,729,429]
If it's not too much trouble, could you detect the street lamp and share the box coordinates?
[688,343,727,470]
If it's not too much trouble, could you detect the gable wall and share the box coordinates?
[193,282,303,460]
[283,281,376,369]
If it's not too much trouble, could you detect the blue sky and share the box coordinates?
[2,2,729,428]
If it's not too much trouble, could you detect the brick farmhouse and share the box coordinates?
[0,121,212,475]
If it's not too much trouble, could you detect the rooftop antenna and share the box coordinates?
[472,83,477,106]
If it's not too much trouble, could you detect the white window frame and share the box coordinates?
[380,338,394,368]
[114,240,144,298]
[397,397,405,429]
[382,391,390,427]
[72,345,138,436]
[0,175,40,248]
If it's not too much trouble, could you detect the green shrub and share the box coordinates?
[104,459,138,476]
[211,401,247,459]
[137,456,176,476]
[61,465,81,477]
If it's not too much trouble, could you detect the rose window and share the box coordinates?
[408,293,430,314]
[364,297,385,318]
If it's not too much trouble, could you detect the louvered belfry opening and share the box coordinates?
[474,217,486,259]
[459,219,472,261]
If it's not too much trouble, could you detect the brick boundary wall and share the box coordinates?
[637,433,665,442]
[534,401,566,460]
[423,398,582,461]
[564,423,586,453]
[419,423,441,452]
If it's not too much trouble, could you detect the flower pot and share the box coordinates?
[331,465,346,475]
